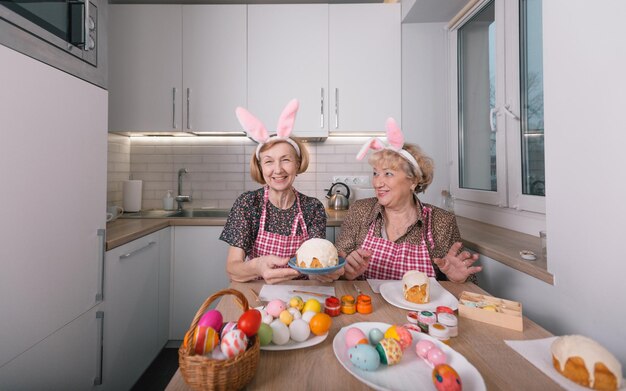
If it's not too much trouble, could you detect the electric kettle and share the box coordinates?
[326,182,351,210]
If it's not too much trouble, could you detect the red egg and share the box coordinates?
[432,364,462,391]
[237,309,262,337]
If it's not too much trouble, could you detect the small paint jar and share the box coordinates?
[406,311,419,324]
[324,296,341,317]
[356,294,372,314]
[436,306,455,315]
[340,295,356,315]
[428,323,450,345]
[437,313,458,337]
[417,310,437,333]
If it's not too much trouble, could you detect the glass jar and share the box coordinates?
[340,295,356,315]
[324,296,341,317]
[356,294,372,314]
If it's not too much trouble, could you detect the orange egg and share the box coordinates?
[309,313,332,336]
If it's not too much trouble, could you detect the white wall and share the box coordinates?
[475,0,626,371]
[401,23,450,207]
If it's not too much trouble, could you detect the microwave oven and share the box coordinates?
[0,0,106,88]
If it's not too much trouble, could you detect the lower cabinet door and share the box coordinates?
[171,226,230,340]
[102,231,160,391]
[0,306,103,391]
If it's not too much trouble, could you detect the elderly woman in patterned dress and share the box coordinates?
[220,100,343,284]
[335,119,482,282]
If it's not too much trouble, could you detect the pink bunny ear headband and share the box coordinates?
[356,118,423,178]
[235,99,301,159]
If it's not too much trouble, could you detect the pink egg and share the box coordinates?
[416,339,436,359]
[427,347,447,367]
[220,329,248,359]
[345,327,368,349]
[198,310,223,331]
[266,299,287,317]
[220,321,238,339]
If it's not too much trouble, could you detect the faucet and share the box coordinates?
[176,168,192,211]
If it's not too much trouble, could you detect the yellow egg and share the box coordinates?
[289,296,304,311]
[302,298,322,314]
[279,309,294,325]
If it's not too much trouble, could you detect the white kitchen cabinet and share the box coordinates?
[248,4,401,136]
[158,228,172,347]
[329,4,402,132]
[171,227,230,340]
[248,5,329,137]
[108,5,183,132]
[0,306,103,390]
[0,45,107,372]
[102,228,170,391]
[108,5,246,133]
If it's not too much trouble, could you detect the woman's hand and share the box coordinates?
[256,255,301,284]
[341,248,372,280]
[433,242,482,283]
[309,267,345,283]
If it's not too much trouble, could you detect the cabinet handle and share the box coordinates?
[94,311,104,386]
[320,87,324,128]
[96,229,105,302]
[334,88,339,129]
[119,241,156,260]
[186,88,191,130]
[172,87,177,129]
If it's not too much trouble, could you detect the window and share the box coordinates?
[449,0,545,228]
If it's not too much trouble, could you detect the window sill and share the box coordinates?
[457,216,554,285]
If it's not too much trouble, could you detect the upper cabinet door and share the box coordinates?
[183,5,247,133]
[108,5,183,132]
[329,4,401,132]
[248,5,329,137]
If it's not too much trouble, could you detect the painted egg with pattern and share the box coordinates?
[220,329,248,359]
[219,321,238,339]
[193,326,219,355]
[384,325,413,351]
[266,299,287,317]
[375,338,403,365]
[349,344,381,371]
[432,364,462,391]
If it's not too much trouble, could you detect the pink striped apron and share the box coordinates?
[250,186,309,267]
[361,205,436,280]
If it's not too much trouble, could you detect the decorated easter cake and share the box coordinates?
[296,238,338,268]
[402,270,430,304]
[551,335,622,391]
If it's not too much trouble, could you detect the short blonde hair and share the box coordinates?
[249,138,310,185]
[368,143,434,193]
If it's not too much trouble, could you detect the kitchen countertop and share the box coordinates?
[105,209,348,251]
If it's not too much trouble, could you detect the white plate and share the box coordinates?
[260,332,328,351]
[379,278,459,311]
[333,322,486,391]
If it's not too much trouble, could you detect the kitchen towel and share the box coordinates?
[123,180,143,212]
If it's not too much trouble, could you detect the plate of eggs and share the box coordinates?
[333,322,485,391]
[256,296,332,351]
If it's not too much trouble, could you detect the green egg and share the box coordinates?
[257,323,273,346]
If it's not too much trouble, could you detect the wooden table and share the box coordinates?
[166,280,560,390]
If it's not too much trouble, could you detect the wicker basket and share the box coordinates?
[179,288,260,391]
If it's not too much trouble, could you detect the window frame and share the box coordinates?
[448,0,545,233]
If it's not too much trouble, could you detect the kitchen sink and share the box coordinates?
[120,208,230,219]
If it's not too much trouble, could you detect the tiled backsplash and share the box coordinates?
[107,134,373,210]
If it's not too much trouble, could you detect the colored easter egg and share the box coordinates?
[432,364,462,391]
[416,339,436,359]
[266,299,287,317]
[257,323,273,346]
[237,309,262,337]
[345,327,368,349]
[368,328,385,345]
[220,329,248,359]
[220,321,238,339]
[427,346,447,367]
[375,338,403,366]
[193,326,219,355]
[384,325,413,351]
[198,310,223,331]
[349,344,381,371]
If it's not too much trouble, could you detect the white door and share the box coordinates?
[108,5,183,132]
[183,5,247,133]
[171,227,230,340]
[248,4,329,137]
[0,45,107,368]
[329,4,402,132]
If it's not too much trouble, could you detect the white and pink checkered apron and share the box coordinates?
[361,205,436,280]
[250,186,309,266]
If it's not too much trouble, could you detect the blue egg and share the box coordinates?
[348,344,381,371]
[368,328,384,345]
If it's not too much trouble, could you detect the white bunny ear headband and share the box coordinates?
[356,118,423,178]
[235,99,301,159]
